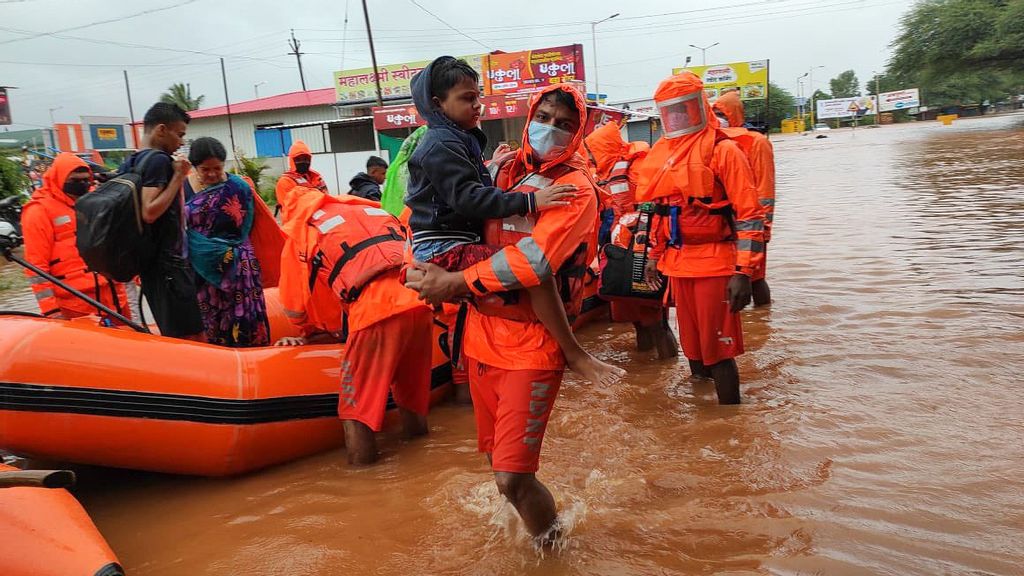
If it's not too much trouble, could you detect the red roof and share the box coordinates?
[189,88,337,119]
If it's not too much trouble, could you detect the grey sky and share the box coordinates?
[1,0,904,131]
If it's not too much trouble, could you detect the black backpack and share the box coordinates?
[75,150,158,282]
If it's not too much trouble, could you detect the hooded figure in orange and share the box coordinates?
[20,153,131,321]
[585,120,679,358]
[275,141,328,212]
[405,84,602,543]
[275,182,432,466]
[713,90,776,307]
[637,72,766,405]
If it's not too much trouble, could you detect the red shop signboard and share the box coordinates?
[484,44,585,96]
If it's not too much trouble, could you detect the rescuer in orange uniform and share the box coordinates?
[20,152,131,321]
[405,84,599,544]
[637,72,766,405]
[275,183,431,465]
[585,120,678,358]
[275,141,329,210]
[712,90,776,307]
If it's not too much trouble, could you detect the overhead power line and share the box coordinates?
[406,0,491,50]
[0,0,199,46]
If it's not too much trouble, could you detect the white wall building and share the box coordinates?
[185,88,386,194]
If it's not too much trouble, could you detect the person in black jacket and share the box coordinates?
[404,56,622,388]
[348,156,388,201]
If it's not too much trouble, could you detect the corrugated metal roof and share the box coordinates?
[190,88,338,119]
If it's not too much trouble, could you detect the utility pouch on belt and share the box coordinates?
[599,205,666,302]
[654,194,733,248]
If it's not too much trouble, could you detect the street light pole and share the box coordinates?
[590,12,619,101]
[47,106,61,150]
[808,65,824,131]
[688,42,719,66]
[797,73,808,132]
[874,71,881,126]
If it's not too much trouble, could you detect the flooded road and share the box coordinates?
[9,114,1024,575]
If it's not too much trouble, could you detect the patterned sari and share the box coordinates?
[185,174,270,347]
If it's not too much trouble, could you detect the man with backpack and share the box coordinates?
[127,103,203,339]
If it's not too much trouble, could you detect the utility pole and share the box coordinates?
[590,13,619,101]
[123,70,138,148]
[689,42,719,66]
[220,58,237,162]
[288,29,307,91]
[361,0,384,107]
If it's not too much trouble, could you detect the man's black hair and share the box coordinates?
[187,137,227,166]
[540,89,579,114]
[366,155,388,170]
[143,102,191,131]
[430,56,479,101]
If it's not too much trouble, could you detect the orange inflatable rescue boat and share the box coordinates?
[0,288,452,477]
[0,464,122,576]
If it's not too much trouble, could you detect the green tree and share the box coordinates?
[887,0,1024,106]
[829,70,861,98]
[744,83,795,131]
[0,156,28,199]
[160,83,205,111]
[230,153,275,207]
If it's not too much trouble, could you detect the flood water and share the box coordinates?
[7,114,1024,575]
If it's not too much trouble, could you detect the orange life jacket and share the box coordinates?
[477,159,590,323]
[306,203,406,302]
[649,130,739,247]
[21,153,130,319]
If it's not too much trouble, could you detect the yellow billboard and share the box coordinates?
[672,59,769,101]
[334,54,485,103]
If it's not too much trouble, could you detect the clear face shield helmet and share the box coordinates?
[658,91,707,138]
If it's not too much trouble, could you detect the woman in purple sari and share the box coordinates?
[184,137,270,347]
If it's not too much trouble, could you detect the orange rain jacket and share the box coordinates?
[275,141,328,204]
[277,184,421,336]
[461,84,600,371]
[20,153,131,319]
[584,120,650,221]
[637,73,766,278]
[713,92,776,241]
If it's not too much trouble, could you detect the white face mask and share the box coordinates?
[528,121,573,161]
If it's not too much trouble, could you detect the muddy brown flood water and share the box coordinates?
[5,114,1024,575]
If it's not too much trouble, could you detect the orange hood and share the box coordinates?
[34,152,91,207]
[286,140,313,173]
[513,84,590,179]
[584,120,626,177]
[636,72,720,202]
[712,90,745,128]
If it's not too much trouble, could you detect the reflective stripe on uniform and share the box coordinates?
[317,215,345,234]
[609,182,630,194]
[612,161,630,171]
[737,239,765,253]
[516,237,552,281]
[766,213,774,222]
[34,288,55,301]
[282,307,306,319]
[28,276,47,285]
[53,215,71,226]
[490,250,520,290]
[759,198,775,207]
[735,220,765,231]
